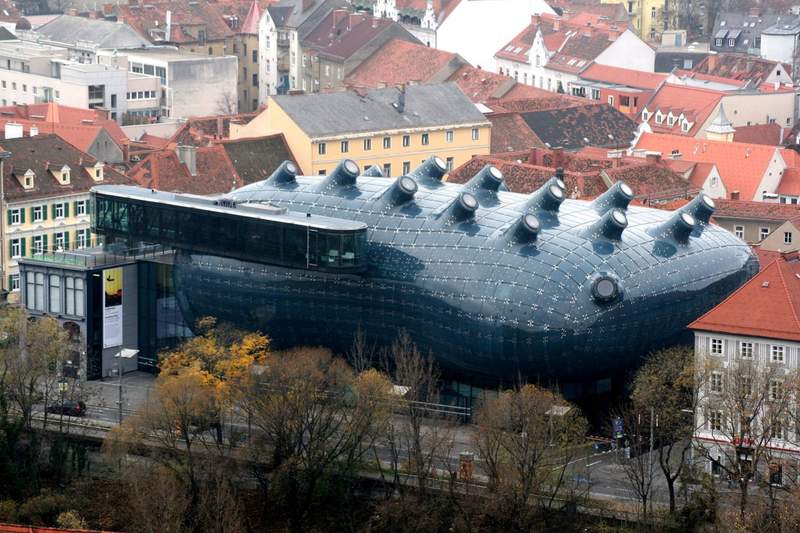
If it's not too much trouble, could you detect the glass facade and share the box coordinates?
[92,194,367,272]
[94,158,759,384]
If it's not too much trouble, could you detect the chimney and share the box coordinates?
[176,145,197,176]
[645,152,661,164]
[5,122,22,139]
[730,190,740,200]
[165,10,172,41]
[532,13,540,26]
[749,7,760,17]
[216,117,223,138]
[553,17,560,31]
[395,85,406,113]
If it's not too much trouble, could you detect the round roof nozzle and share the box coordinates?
[592,275,621,303]
[593,181,634,213]
[343,159,359,176]
[266,159,298,185]
[511,213,541,244]
[434,156,446,172]
[411,156,448,182]
[388,175,418,206]
[466,165,504,193]
[449,191,478,221]
[322,159,360,188]
[683,193,716,224]
[555,167,565,179]
[584,208,627,241]
[362,164,385,177]
[527,179,565,212]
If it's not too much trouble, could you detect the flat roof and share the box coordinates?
[123,47,237,62]
[0,40,66,60]
[92,185,368,232]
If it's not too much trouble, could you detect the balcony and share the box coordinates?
[22,239,172,269]
[277,55,290,72]
[277,36,290,48]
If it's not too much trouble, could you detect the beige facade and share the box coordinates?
[232,97,491,177]
[714,215,788,245]
[234,34,260,112]
[759,219,800,252]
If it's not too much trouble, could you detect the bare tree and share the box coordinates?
[215,91,238,115]
[694,356,800,519]
[617,406,659,522]
[473,384,588,530]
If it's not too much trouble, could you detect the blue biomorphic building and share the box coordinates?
[90,156,758,388]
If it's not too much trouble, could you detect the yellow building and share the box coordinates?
[601,0,678,40]
[231,83,491,176]
[0,135,134,302]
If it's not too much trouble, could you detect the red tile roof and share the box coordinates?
[692,53,789,87]
[712,198,800,222]
[0,102,128,147]
[488,113,544,153]
[0,523,120,533]
[303,11,399,62]
[733,123,786,146]
[116,0,234,44]
[635,132,781,201]
[129,145,242,194]
[689,255,800,341]
[776,168,800,196]
[580,63,667,90]
[752,245,785,269]
[447,65,516,102]
[345,39,462,88]
[240,0,261,34]
[642,84,723,136]
[138,133,171,150]
[546,30,615,74]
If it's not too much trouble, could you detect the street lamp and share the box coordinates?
[115,348,138,424]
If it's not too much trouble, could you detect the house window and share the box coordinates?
[728,38,735,47]
[340,140,349,153]
[421,133,429,145]
[9,208,21,225]
[10,238,21,258]
[32,235,44,255]
[402,161,411,174]
[760,227,770,241]
[711,338,724,355]
[76,229,89,249]
[709,410,723,431]
[472,128,479,141]
[318,142,326,155]
[655,112,663,124]
[710,372,723,393]
[770,463,783,485]
[620,95,631,107]
[681,121,690,132]
[25,271,44,312]
[651,6,656,17]
[608,95,614,106]
[740,376,752,397]
[591,88,601,100]
[64,276,84,317]
[49,275,61,313]
[252,74,258,87]
[445,130,454,143]
[771,345,785,363]
[715,38,723,47]
[363,138,372,151]
[785,231,793,244]
[446,157,454,171]
[383,136,391,149]
[642,110,649,121]
[318,170,326,175]
[54,203,64,219]
[32,205,44,222]
[9,274,19,292]
[75,200,87,216]
[734,225,744,239]
[402,135,410,147]
[739,341,754,359]
[252,50,258,63]
[382,163,391,176]
[54,232,66,250]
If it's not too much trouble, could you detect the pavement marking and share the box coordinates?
[587,460,602,467]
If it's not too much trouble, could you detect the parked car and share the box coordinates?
[593,441,613,453]
[47,400,87,417]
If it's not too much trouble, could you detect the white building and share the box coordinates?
[760,18,800,65]
[436,0,555,71]
[100,47,239,120]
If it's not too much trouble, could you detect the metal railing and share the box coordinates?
[22,239,172,268]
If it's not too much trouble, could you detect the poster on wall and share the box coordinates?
[103,267,123,348]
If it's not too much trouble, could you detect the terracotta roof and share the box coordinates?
[138,133,171,150]
[116,0,234,44]
[0,134,132,203]
[240,0,261,34]
[0,523,120,533]
[303,11,402,62]
[692,53,789,87]
[689,256,800,341]
[217,134,297,185]
[497,82,558,101]
[486,94,584,113]
[712,198,800,222]
[604,161,696,202]
[752,245,785,269]
[733,123,785,146]
[446,65,516,102]
[488,113,544,153]
[635,133,782,201]
[520,103,637,151]
[580,63,667,90]
[776,168,800,196]
[345,38,463,88]
[643,84,723,136]
[0,102,128,147]
[546,30,614,74]
[170,113,258,147]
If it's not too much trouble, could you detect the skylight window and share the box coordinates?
[505,45,514,51]
[514,47,523,53]
[720,20,726,26]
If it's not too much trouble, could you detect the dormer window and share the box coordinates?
[728,38,735,47]
[23,169,34,190]
[92,162,104,182]
[667,115,675,126]
[60,164,70,184]
[655,111,664,124]
[642,110,649,121]
[682,121,690,132]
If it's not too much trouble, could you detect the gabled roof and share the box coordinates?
[776,168,800,196]
[635,132,781,201]
[345,38,464,88]
[302,11,411,62]
[520,104,637,151]
[218,134,298,185]
[0,134,132,202]
[488,113,545,153]
[446,64,517,102]
[643,83,723,136]
[116,0,234,44]
[689,256,800,342]
[580,63,666,90]
[712,198,800,222]
[734,123,785,146]
[271,83,489,138]
[33,14,151,49]
[693,53,790,86]
[545,30,615,74]
[240,0,261,34]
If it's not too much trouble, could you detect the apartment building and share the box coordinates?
[0,134,133,301]
[232,83,490,176]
